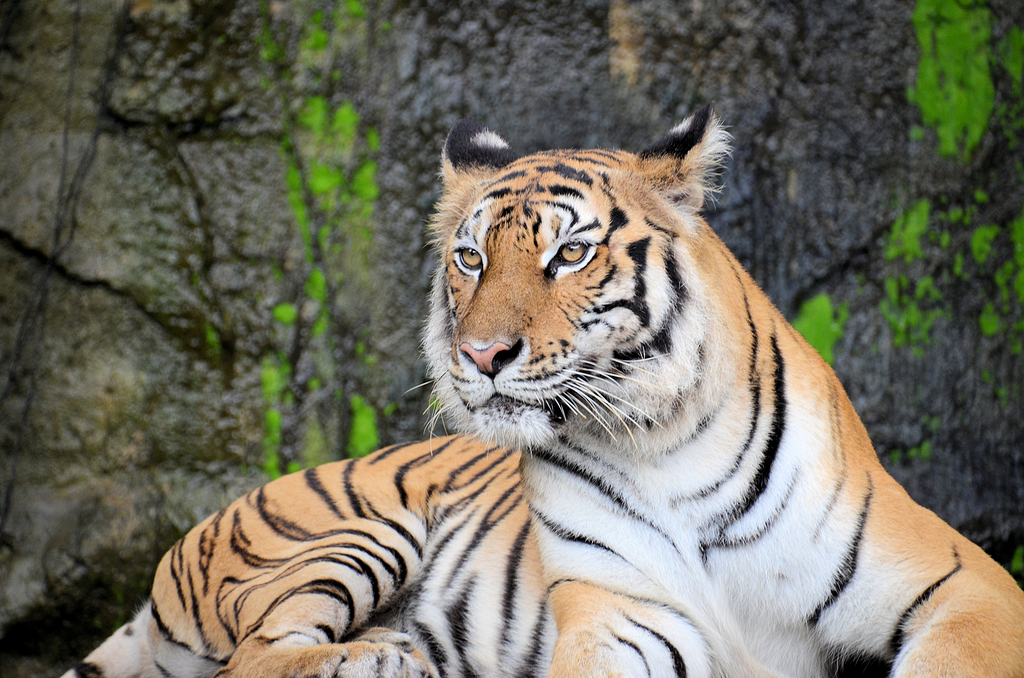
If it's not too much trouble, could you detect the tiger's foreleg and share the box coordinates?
[546,581,716,678]
[888,545,1024,678]
[214,627,437,678]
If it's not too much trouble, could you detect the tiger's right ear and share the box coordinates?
[442,120,518,186]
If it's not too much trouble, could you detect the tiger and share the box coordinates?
[64,107,1024,678]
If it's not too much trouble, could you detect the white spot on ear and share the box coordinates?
[667,117,696,137]
[471,130,510,150]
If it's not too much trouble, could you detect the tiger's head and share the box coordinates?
[425,107,734,454]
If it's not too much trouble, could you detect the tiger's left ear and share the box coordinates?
[442,120,518,186]
[637,104,731,211]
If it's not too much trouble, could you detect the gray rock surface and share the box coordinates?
[1,0,1022,672]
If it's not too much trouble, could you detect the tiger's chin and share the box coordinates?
[463,395,560,451]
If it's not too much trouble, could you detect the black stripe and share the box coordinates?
[536,162,593,185]
[253,487,314,540]
[533,511,623,559]
[547,184,585,199]
[243,578,355,642]
[229,509,288,568]
[151,601,209,656]
[626,617,687,678]
[833,653,893,678]
[531,448,633,513]
[530,449,677,552]
[443,484,524,589]
[663,247,687,310]
[685,284,761,500]
[605,206,629,240]
[489,169,528,185]
[613,634,652,677]
[442,447,501,492]
[413,620,449,673]
[342,462,367,518]
[445,576,480,678]
[395,440,454,508]
[317,623,337,643]
[734,332,787,520]
[808,475,874,626]
[366,440,422,465]
[485,186,513,200]
[517,600,551,678]
[304,466,346,520]
[626,238,651,327]
[73,663,103,678]
[184,565,214,655]
[574,217,602,234]
[198,509,224,597]
[644,217,675,238]
[715,471,799,550]
[360,498,424,559]
[170,540,188,612]
[889,549,962,655]
[499,519,532,649]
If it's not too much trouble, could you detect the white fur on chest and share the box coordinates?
[520,396,860,678]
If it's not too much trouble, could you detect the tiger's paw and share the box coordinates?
[327,629,437,678]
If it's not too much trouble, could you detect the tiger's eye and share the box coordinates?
[559,242,587,263]
[458,248,482,270]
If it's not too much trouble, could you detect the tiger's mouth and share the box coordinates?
[479,394,569,426]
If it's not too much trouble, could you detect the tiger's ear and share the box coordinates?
[442,120,518,186]
[637,104,731,211]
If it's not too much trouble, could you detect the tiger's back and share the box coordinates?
[67,437,555,678]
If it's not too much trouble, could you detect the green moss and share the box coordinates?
[970,224,1000,264]
[347,394,379,458]
[285,163,313,262]
[311,314,329,337]
[880,275,945,354]
[332,101,360,143]
[263,406,283,478]
[907,0,995,161]
[1001,27,1024,96]
[351,160,379,204]
[979,302,1001,335]
[995,260,1015,307]
[953,251,967,278]
[309,161,344,196]
[301,415,332,468]
[299,96,330,137]
[261,354,291,403]
[792,293,849,365]
[204,323,222,355]
[907,440,933,460]
[886,200,931,263]
[272,302,298,326]
[302,22,330,53]
[305,267,327,303]
[344,0,367,20]
[1011,545,1024,583]
[1011,209,1024,268]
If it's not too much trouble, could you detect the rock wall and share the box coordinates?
[1,0,1022,673]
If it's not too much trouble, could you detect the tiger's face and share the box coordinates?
[425,110,731,452]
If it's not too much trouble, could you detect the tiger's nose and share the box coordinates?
[459,340,523,377]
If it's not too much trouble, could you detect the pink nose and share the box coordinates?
[459,341,512,376]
